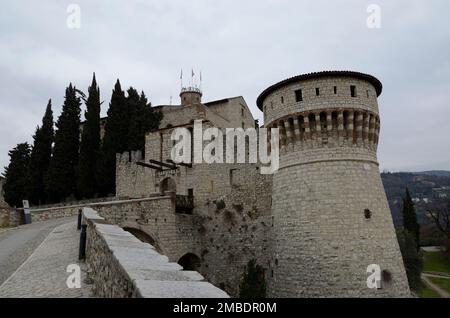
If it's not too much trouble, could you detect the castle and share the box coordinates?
[113,71,410,297]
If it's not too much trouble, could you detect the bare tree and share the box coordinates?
[428,200,450,241]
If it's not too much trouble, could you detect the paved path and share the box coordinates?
[0,220,92,298]
[0,217,77,285]
[422,273,450,298]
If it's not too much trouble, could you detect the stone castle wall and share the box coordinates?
[262,76,380,126]
[261,73,411,297]
[0,178,6,207]
[98,177,273,297]
[0,207,11,227]
[83,208,228,298]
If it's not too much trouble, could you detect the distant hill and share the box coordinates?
[381,171,450,227]
[415,170,450,178]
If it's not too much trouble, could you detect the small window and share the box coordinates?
[316,88,320,96]
[295,89,303,102]
[366,90,370,98]
[334,86,337,94]
[188,189,193,197]
[241,108,245,117]
[242,122,245,129]
[281,96,284,104]
[351,85,357,97]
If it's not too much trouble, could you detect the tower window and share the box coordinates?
[351,86,357,97]
[281,96,284,104]
[367,90,370,98]
[316,88,320,96]
[241,108,245,117]
[334,86,337,94]
[295,89,303,102]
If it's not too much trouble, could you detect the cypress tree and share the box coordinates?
[98,80,127,196]
[45,84,81,202]
[139,91,162,150]
[402,188,420,248]
[397,229,423,291]
[27,100,54,205]
[126,87,141,151]
[3,143,31,207]
[77,74,101,199]
[127,89,162,152]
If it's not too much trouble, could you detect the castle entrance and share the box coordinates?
[159,177,176,195]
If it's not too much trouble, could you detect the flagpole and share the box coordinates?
[180,68,183,91]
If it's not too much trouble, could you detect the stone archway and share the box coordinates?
[123,227,162,253]
[178,253,201,271]
[159,177,176,195]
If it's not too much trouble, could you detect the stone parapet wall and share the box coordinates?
[0,207,11,227]
[28,197,163,223]
[83,207,229,298]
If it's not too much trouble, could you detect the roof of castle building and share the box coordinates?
[256,71,383,110]
[204,96,244,107]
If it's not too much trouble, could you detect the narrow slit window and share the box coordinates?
[316,88,320,96]
[351,85,357,97]
[281,96,284,104]
[334,86,337,94]
[295,89,303,102]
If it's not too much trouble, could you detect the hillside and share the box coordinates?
[381,171,450,227]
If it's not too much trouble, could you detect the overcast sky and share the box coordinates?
[0,0,449,173]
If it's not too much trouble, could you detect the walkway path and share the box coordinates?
[422,273,450,298]
[0,220,92,297]
[0,217,77,285]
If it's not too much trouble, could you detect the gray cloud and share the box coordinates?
[1,0,449,172]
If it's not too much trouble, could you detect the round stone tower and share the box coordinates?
[257,71,410,297]
[180,87,202,106]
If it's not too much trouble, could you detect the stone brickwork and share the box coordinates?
[0,207,11,227]
[83,207,228,298]
[27,72,410,298]
[256,71,410,297]
[0,177,6,207]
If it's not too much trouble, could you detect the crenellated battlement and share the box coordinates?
[116,150,144,165]
[267,108,380,152]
